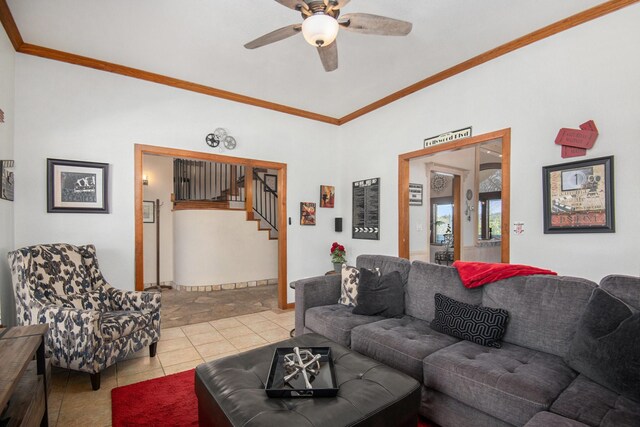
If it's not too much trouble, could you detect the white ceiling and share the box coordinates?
[8,0,606,118]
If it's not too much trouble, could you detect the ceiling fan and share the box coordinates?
[244,0,412,72]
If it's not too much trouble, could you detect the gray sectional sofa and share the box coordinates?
[293,255,640,427]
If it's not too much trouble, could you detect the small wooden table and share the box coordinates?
[0,325,49,427]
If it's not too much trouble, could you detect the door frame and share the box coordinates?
[134,144,290,309]
[398,128,511,262]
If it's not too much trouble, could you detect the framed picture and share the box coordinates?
[542,156,614,233]
[264,174,277,193]
[409,183,423,206]
[300,202,316,225]
[320,185,335,208]
[0,160,14,201]
[143,200,155,223]
[47,158,109,213]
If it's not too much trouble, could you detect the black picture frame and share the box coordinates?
[264,174,277,193]
[542,156,614,233]
[47,158,109,213]
[0,160,14,202]
[143,200,155,223]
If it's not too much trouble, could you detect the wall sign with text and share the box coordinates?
[352,178,380,240]
[424,126,472,148]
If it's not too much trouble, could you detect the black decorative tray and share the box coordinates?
[265,346,338,398]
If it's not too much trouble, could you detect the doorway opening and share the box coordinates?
[134,144,289,312]
[398,128,511,263]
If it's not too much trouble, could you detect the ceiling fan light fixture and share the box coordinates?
[302,13,339,47]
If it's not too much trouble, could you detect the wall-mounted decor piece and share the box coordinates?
[205,128,237,150]
[47,158,109,213]
[143,200,155,223]
[542,156,614,233]
[0,108,5,123]
[264,174,277,193]
[0,160,14,201]
[555,120,599,159]
[424,126,472,148]
[430,174,449,193]
[352,178,380,240]
[300,202,316,225]
[320,185,335,208]
[409,183,423,206]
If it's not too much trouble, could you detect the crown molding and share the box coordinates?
[2,0,638,126]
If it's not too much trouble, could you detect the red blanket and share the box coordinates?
[453,261,557,289]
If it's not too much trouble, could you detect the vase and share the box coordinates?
[333,263,342,273]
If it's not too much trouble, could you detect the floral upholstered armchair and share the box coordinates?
[8,243,161,390]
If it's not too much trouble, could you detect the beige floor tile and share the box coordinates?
[247,320,282,333]
[117,355,163,377]
[162,358,205,375]
[257,310,283,320]
[196,340,237,358]
[161,326,186,340]
[236,313,268,325]
[209,317,243,330]
[122,347,151,360]
[273,318,295,329]
[156,336,194,354]
[203,350,239,362]
[157,346,202,367]
[181,321,216,335]
[187,330,226,346]
[117,368,165,387]
[219,325,254,339]
[259,327,292,343]
[227,333,268,350]
[56,405,111,427]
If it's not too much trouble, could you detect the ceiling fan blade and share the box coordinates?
[326,0,351,12]
[317,42,338,72]
[274,0,309,12]
[339,13,412,36]
[244,24,302,49]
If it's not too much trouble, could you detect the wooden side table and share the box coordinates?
[0,324,49,426]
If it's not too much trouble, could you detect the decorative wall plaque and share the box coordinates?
[352,178,380,240]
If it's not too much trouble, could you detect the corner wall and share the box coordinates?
[338,6,640,281]
[0,27,15,325]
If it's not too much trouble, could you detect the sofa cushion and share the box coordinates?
[564,288,640,402]
[351,316,458,380]
[421,388,513,427]
[352,269,404,318]
[305,304,384,347]
[599,274,640,309]
[424,340,577,426]
[524,412,590,427]
[356,255,411,285]
[551,374,640,427]
[405,261,482,322]
[481,274,597,357]
[431,293,509,348]
[338,265,360,307]
[100,311,149,341]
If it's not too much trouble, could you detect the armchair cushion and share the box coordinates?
[30,243,92,295]
[100,311,150,342]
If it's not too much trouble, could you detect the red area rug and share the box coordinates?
[112,369,434,426]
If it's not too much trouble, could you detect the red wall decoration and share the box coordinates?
[555,120,599,158]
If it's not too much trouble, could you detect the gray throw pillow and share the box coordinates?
[565,288,640,402]
[352,268,404,318]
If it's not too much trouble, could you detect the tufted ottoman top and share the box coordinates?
[195,333,421,427]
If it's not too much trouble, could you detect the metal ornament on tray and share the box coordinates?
[283,347,321,389]
[205,128,237,151]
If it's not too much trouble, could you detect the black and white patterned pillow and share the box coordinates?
[431,293,509,348]
[338,265,379,307]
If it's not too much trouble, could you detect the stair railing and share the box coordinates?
[252,172,278,231]
[173,159,244,202]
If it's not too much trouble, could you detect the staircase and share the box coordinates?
[172,159,278,240]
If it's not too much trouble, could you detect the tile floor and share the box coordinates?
[47,309,295,427]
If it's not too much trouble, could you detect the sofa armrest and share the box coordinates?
[105,286,162,313]
[293,274,341,335]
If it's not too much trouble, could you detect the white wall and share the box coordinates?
[13,55,343,303]
[142,154,174,285]
[338,6,640,282]
[173,210,278,285]
[0,27,15,325]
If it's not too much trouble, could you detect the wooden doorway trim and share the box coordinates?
[398,128,511,262]
[134,144,289,309]
[452,175,462,261]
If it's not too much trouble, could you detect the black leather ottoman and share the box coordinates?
[195,333,421,427]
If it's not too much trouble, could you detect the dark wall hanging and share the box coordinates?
[542,156,614,233]
[0,160,14,201]
[47,158,109,213]
[352,178,380,240]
